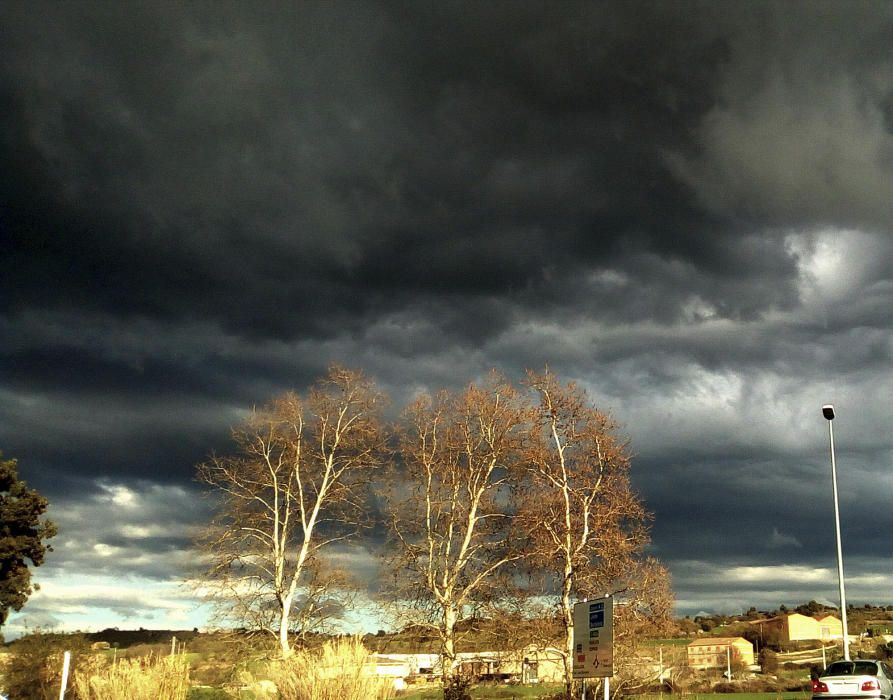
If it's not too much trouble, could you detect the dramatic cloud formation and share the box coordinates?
[2,1,893,632]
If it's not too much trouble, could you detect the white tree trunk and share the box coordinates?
[562,567,575,688]
[279,593,293,657]
[443,605,458,682]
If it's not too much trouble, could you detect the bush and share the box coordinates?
[261,637,395,700]
[443,675,472,700]
[72,653,191,700]
[4,632,90,700]
[759,648,778,673]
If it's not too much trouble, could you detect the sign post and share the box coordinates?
[572,596,614,688]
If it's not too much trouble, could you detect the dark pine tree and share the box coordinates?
[0,453,57,628]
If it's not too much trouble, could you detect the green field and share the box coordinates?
[398,684,565,699]
[185,688,814,700]
[396,692,812,700]
[631,694,810,700]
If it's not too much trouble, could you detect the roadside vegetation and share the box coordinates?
[72,653,191,700]
[2,610,890,700]
[259,637,395,700]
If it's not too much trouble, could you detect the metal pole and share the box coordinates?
[827,418,850,661]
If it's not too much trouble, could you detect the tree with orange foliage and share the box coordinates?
[197,367,386,657]
[386,373,526,681]
[516,369,672,693]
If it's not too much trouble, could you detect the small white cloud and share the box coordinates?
[165,609,191,623]
[768,527,802,549]
[121,524,171,539]
[98,483,138,507]
[93,543,122,557]
[723,564,829,584]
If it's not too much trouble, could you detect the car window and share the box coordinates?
[824,662,855,676]
[823,662,879,676]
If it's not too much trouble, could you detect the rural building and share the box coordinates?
[368,653,440,680]
[455,646,565,683]
[367,646,565,685]
[757,613,844,642]
[687,637,755,669]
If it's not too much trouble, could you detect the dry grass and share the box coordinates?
[72,652,190,700]
[263,637,396,700]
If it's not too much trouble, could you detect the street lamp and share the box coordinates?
[822,404,850,661]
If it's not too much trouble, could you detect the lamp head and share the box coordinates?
[822,404,835,420]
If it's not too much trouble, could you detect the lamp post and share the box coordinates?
[822,404,850,661]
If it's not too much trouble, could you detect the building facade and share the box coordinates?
[687,637,755,670]
[758,613,844,642]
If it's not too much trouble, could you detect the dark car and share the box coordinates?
[812,660,893,700]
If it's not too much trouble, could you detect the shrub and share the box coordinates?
[4,632,90,700]
[713,681,740,693]
[443,675,472,700]
[72,653,190,700]
[759,648,778,673]
[262,637,395,700]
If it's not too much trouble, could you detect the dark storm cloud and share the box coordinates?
[2,0,893,628]
[1,1,820,339]
[672,7,893,230]
[4,2,890,354]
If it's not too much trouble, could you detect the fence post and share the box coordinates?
[58,650,71,700]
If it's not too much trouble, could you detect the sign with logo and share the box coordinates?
[572,597,613,679]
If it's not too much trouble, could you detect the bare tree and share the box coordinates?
[385,374,526,681]
[517,369,672,691]
[196,366,386,657]
[607,557,675,695]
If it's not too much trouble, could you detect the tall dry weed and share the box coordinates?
[72,653,190,700]
[264,637,395,700]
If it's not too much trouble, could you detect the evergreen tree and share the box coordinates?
[0,453,56,628]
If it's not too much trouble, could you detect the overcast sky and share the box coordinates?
[3,1,893,636]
